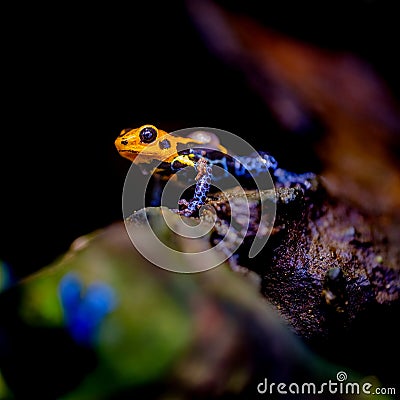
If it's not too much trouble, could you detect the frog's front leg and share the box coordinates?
[173,157,212,217]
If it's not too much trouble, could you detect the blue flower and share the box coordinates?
[59,273,117,345]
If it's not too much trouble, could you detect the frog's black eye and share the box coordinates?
[139,126,158,144]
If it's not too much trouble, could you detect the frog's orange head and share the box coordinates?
[115,124,182,164]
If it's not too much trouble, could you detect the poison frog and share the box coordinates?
[115,124,315,216]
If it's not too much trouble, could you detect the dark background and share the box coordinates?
[2,0,400,278]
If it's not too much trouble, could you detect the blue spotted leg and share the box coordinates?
[178,158,212,216]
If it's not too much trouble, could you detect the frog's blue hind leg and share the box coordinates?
[237,151,315,189]
[178,158,212,217]
[273,168,316,189]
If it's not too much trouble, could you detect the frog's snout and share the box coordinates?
[114,135,139,162]
[115,137,129,152]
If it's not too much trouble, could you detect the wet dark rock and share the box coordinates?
[201,180,400,341]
